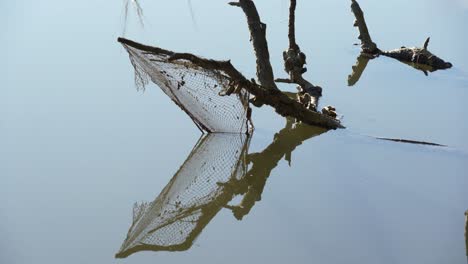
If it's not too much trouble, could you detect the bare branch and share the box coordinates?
[234,0,278,90]
[288,0,298,51]
[423,37,430,50]
[280,0,324,111]
[350,0,379,54]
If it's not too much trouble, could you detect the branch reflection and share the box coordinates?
[347,52,445,87]
[115,119,326,258]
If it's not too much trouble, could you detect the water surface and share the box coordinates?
[2,0,468,263]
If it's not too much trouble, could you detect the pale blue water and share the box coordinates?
[2,0,468,263]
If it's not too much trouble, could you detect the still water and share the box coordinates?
[2,0,468,263]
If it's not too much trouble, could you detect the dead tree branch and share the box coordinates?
[350,0,379,54]
[229,0,277,90]
[350,0,452,76]
[118,37,344,129]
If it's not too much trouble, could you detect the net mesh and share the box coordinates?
[116,133,249,257]
[122,44,250,133]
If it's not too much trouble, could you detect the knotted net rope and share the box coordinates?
[121,43,251,133]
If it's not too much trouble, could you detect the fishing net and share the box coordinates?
[116,133,249,258]
[121,42,251,133]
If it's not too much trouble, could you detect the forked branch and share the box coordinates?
[118,37,343,129]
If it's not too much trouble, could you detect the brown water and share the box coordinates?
[2,0,468,263]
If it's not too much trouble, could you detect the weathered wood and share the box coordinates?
[288,0,298,51]
[350,0,379,54]
[275,0,323,111]
[118,37,344,129]
[229,0,277,90]
[350,0,452,72]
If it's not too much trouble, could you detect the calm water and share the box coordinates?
[2,0,468,263]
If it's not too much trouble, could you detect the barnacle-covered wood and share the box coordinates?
[118,38,343,129]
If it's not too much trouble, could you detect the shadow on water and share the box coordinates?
[115,118,327,258]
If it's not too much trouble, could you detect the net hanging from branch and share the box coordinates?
[116,133,250,258]
[121,42,251,134]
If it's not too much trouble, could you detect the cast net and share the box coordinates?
[116,133,249,258]
[121,41,250,133]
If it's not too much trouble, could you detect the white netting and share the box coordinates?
[116,133,249,257]
[122,43,250,133]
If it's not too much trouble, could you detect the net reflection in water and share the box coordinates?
[116,133,249,258]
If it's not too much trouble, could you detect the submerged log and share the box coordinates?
[381,37,453,72]
[229,0,278,90]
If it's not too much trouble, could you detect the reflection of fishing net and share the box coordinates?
[116,133,249,258]
[121,43,250,133]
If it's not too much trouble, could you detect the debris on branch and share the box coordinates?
[349,0,452,85]
[118,38,344,130]
[229,0,277,90]
[118,37,252,134]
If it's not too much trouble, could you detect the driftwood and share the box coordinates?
[118,38,343,129]
[349,0,452,85]
[118,0,343,130]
